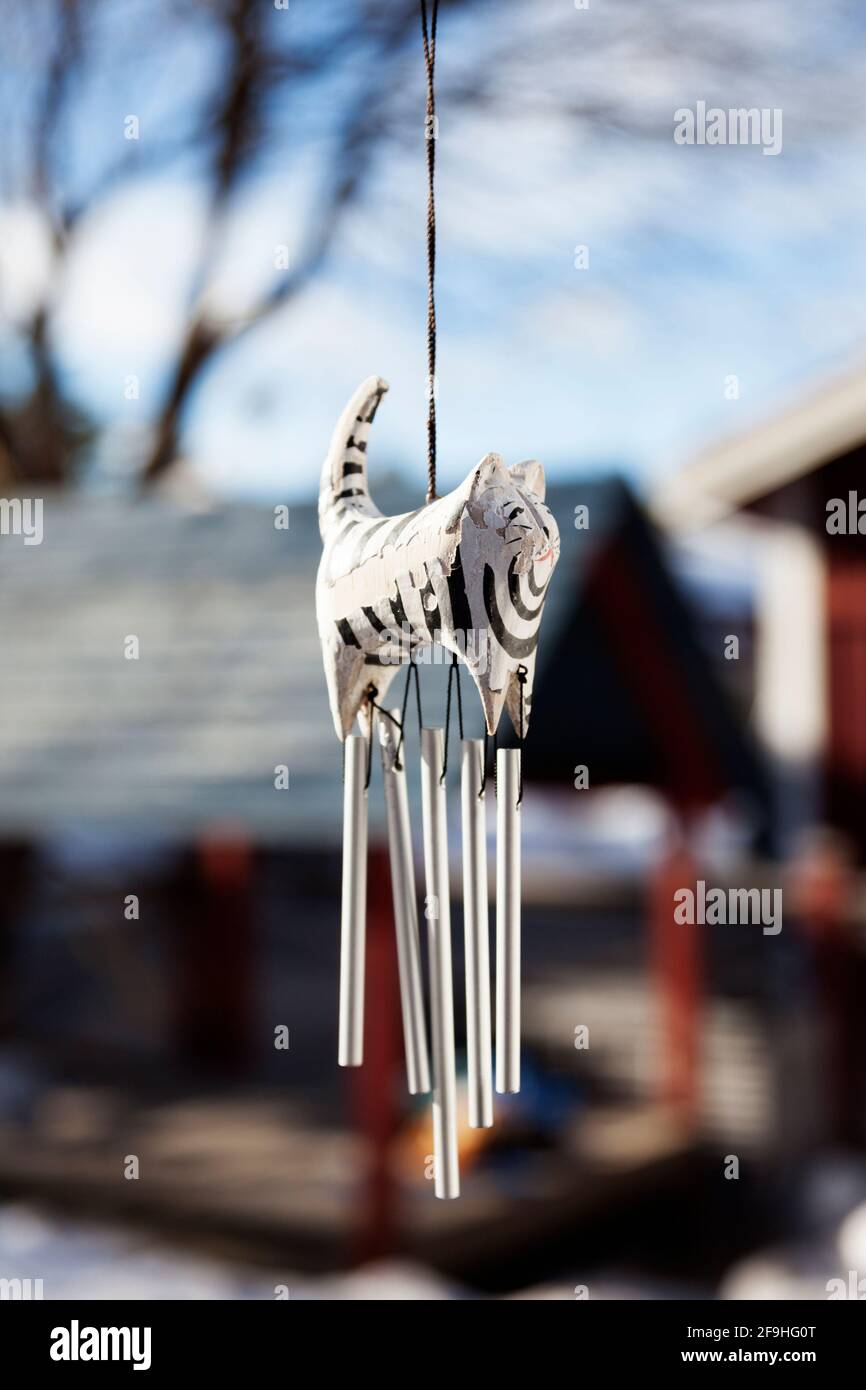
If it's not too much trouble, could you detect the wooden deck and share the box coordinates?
[0,1084,697,1285]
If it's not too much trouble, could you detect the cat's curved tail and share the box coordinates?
[318,376,388,540]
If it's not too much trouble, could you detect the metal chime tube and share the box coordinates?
[496,747,521,1094]
[338,732,368,1067]
[419,727,460,1199]
[379,711,431,1095]
[461,739,493,1128]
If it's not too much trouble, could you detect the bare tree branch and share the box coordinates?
[140,0,423,484]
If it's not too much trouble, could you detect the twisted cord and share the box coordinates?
[420,0,439,503]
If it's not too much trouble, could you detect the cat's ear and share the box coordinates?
[449,453,513,532]
[461,452,512,526]
[469,452,511,494]
[509,459,546,502]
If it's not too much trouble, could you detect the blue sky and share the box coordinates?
[4,0,866,504]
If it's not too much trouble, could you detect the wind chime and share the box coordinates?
[315,1,560,1199]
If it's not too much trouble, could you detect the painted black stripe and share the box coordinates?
[446,548,474,638]
[508,557,545,622]
[358,388,385,424]
[362,605,388,633]
[527,563,550,598]
[483,565,539,659]
[342,461,364,476]
[419,563,442,637]
[389,585,418,638]
[336,487,364,501]
[346,436,367,453]
[336,618,361,648]
[364,646,419,666]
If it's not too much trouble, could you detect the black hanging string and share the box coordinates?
[440,650,464,785]
[454,650,464,738]
[516,663,528,807]
[484,721,499,800]
[479,728,490,800]
[483,665,529,806]
[394,656,423,770]
[364,696,376,792]
[420,0,439,504]
[362,683,405,790]
[365,685,404,735]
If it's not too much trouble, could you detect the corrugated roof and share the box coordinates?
[0,497,326,841]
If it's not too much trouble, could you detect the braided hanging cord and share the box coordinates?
[420,6,522,802]
[420,0,439,503]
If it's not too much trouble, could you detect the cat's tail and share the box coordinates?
[318,376,388,540]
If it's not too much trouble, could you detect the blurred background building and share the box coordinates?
[2,0,866,1299]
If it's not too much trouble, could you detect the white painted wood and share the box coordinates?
[316,377,560,742]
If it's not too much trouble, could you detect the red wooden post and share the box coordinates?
[648,839,702,1122]
[825,559,866,860]
[794,834,855,1143]
[351,843,402,1264]
[175,829,254,1071]
[0,843,31,1040]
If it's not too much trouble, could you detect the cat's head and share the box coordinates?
[443,452,560,734]
[463,452,559,575]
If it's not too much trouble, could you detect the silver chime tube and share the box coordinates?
[496,747,521,1094]
[419,727,460,1199]
[338,732,368,1067]
[461,739,493,1128]
[379,710,431,1095]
